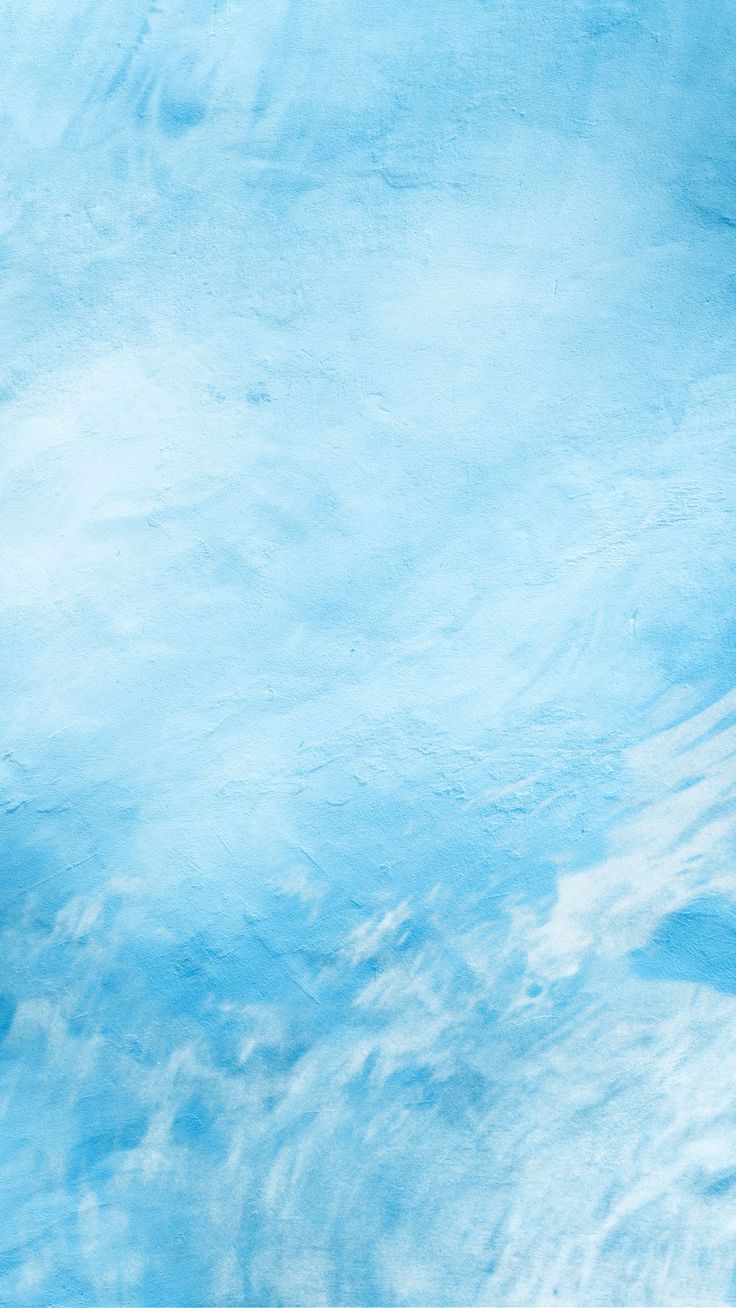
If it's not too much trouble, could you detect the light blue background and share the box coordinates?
[2,1,736,1303]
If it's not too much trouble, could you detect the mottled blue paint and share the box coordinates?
[632,898,736,995]
[2,0,736,1304]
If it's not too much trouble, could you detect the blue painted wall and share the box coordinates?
[2,1,736,1303]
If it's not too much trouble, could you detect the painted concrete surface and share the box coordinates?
[2,2,736,1303]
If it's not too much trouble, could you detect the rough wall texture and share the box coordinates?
[2,1,736,1303]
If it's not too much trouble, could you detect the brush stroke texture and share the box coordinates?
[1,1,736,1304]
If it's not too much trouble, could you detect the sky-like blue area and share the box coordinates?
[2,2,736,1304]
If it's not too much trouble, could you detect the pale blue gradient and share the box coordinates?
[1,2,736,1304]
